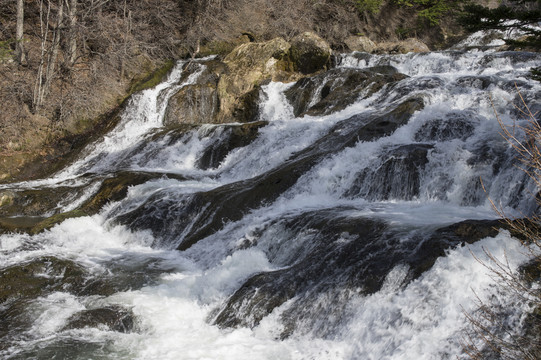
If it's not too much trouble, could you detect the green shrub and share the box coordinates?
[0,40,13,62]
[395,0,453,25]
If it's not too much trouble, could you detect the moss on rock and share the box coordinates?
[129,60,175,94]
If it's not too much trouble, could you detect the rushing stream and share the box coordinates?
[0,36,540,359]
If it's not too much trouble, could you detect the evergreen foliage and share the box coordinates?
[396,0,454,25]
[354,0,458,24]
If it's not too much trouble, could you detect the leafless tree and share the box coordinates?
[15,0,25,64]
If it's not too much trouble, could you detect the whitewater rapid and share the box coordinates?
[0,39,539,359]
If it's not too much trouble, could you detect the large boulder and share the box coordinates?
[289,32,332,74]
[216,37,301,123]
[165,34,332,125]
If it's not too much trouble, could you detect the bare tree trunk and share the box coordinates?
[41,0,64,102]
[67,0,77,65]
[68,0,77,65]
[119,0,131,80]
[15,0,26,64]
[33,0,51,110]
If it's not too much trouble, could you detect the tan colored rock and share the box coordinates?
[166,34,332,125]
[217,37,301,123]
[376,38,430,54]
[222,37,293,89]
[344,36,377,53]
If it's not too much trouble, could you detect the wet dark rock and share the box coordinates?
[0,299,34,349]
[466,140,507,175]
[0,255,164,304]
[433,219,502,244]
[345,143,433,200]
[197,121,268,170]
[0,254,172,347]
[520,256,541,284]
[0,185,89,218]
[414,110,479,142]
[26,209,90,235]
[213,214,392,331]
[115,98,424,251]
[0,216,46,234]
[378,76,444,106]
[285,66,407,117]
[522,305,541,359]
[80,171,182,215]
[455,76,493,90]
[482,51,541,67]
[3,338,114,359]
[511,89,541,119]
[344,51,372,64]
[213,212,504,336]
[0,171,187,235]
[0,257,89,304]
[63,306,135,333]
[409,219,505,280]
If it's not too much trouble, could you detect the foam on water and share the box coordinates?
[5,228,525,360]
[1,34,540,359]
[57,61,200,177]
[342,232,531,360]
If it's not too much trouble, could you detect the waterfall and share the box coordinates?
[0,43,539,359]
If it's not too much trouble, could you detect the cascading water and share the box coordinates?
[0,38,539,359]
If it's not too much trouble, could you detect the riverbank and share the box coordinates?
[0,0,473,183]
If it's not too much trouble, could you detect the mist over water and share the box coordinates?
[0,38,540,359]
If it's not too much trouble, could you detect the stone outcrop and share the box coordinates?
[158,33,430,128]
[216,37,296,123]
[164,33,332,126]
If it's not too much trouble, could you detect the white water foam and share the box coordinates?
[1,44,539,360]
[6,225,526,360]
